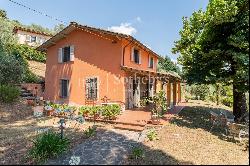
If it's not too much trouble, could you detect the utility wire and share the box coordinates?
[7,0,114,41]
[7,0,68,25]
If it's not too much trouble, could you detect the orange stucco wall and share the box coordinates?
[122,40,158,72]
[45,29,159,106]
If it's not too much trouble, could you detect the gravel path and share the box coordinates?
[46,128,147,165]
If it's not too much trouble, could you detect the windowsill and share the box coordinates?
[131,61,141,65]
[60,96,69,99]
[59,61,74,64]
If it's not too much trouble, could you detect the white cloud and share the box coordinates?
[108,23,137,36]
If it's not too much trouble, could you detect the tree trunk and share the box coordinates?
[216,84,221,105]
[233,84,247,122]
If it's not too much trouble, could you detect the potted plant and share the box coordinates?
[44,103,54,116]
[27,99,35,106]
[102,104,121,120]
[79,106,90,118]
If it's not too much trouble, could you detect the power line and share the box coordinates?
[7,0,68,25]
[7,0,114,41]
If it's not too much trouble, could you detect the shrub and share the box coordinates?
[89,106,102,117]
[79,106,91,116]
[0,53,26,84]
[29,131,69,163]
[146,130,159,141]
[221,96,233,107]
[102,104,121,120]
[0,84,20,103]
[130,147,144,159]
[84,126,96,138]
[13,44,46,63]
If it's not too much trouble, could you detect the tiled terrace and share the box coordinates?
[85,103,187,131]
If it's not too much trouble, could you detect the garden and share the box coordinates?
[0,98,122,164]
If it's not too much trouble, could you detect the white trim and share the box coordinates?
[131,47,134,61]
[70,45,75,61]
[58,48,63,63]
[148,56,154,69]
[139,50,141,64]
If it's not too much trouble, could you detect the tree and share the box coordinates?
[53,24,65,33]
[172,0,249,121]
[0,52,26,84]
[0,17,17,54]
[158,56,181,75]
[0,9,7,19]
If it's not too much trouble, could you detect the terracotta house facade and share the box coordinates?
[38,22,182,109]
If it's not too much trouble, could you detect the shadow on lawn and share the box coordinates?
[169,106,238,143]
[46,128,194,165]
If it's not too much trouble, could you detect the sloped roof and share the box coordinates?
[37,22,161,58]
[13,26,53,37]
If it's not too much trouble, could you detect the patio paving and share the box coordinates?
[46,128,147,165]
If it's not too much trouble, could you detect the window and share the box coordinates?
[60,79,69,98]
[31,36,37,43]
[25,35,31,42]
[86,77,98,100]
[63,46,71,62]
[58,46,74,63]
[149,57,154,68]
[133,49,140,64]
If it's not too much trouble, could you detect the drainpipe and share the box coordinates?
[122,39,133,66]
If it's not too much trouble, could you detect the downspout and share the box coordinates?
[122,39,133,66]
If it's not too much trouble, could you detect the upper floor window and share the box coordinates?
[31,36,37,43]
[58,45,75,63]
[86,77,98,100]
[149,56,154,68]
[25,35,37,43]
[131,48,141,64]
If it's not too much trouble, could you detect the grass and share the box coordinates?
[126,101,249,165]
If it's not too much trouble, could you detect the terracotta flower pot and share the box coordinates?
[83,112,89,117]
[47,109,54,116]
[27,100,35,106]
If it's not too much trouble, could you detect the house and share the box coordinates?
[38,22,182,109]
[13,26,52,47]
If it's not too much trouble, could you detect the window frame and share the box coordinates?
[30,36,37,43]
[85,77,99,100]
[60,79,69,99]
[62,46,71,62]
[149,56,154,68]
[132,47,141,64]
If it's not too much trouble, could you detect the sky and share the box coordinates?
[0,0,209,62]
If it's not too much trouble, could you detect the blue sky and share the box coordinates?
[0,0,208,61]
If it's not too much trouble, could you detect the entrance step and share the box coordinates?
[114,123,145,132]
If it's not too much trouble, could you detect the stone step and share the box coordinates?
[84,117,146,127]
[22,96,36,100]
[20,92,33,97]
[114,123,145,132]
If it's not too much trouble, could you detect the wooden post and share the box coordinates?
[156,79,162,93]
[178,82,181,103]
[173,82,177,106]
[167,82,171,108]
